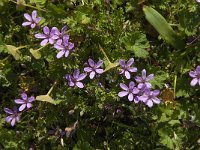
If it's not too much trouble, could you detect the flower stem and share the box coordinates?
[98,44,112,64]
[47,81,57,96]
[173,74,177,99]
[36,43,49,51]
[9,0,47,12]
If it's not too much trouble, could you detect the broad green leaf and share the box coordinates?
[30,49,41,59]
[143,6,185,49]
[121,32,149,58]
[6,45,21,60]
[36,95,62,105]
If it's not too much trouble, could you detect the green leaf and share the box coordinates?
[5,45,21,60]
[103,61,119,73]
[30,49,41,59]
[143,6,185,49]
[121,32,149,58]
[36,95,62,105]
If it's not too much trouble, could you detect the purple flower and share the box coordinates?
[189,66,200,86]
[22,10,41,28]
[118,81,140,102]
[138,89,160,107]
[66,69,87,88]
[14,93,35,111]
[84,59,104,79]
[4,107,20,126]
[53,26,69,44]
[119,58,137,79]
[135,69,154,89]
[35,26,59,46]
[54,36,74,59]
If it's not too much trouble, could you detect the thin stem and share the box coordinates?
[36,43,49,51]
[98,44,112,64]
[47,81,57,96]
[173,74,177,99]
[9,0,47,12]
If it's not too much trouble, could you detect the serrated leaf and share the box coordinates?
[36,95,62,105]
[30,49,41,59]
[122,32,149,58]
[6,45,21,60]
[143,6,185,49]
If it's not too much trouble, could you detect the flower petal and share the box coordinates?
[127,58,134,66]
[28,96,35,102]
[68,81,75,87]
[32,10,37,21]
[189,71,196,78]
[142,69,147,79]
[84,67,92,72]
[138,95,148,102]
[125,71,130,79]
[43,26,50,35]
[146,100,153,107]
[21,93,27,100]
[64,50,70,57]
[19,104,26,111]
[22,22,32,26]
[129,81,135,89]
[96,60,104,68]
[128,67,137,73]
[49,38,54,44]
[89,71,95,79]
[146,74,154,81]
[56,50,65,59]
[11,118,16,126]
[41,39,49,46]
[119,59,125,67]
[95,69,103,74]
[77,73,87,81]
[27,103,33,108]
[128,93,134,101]
[35,17,41,23]
[54,44,64,50]
[15,99,25,104]
[35,33,46,39]
[73,69,80,79]
[24,13,32,21]
[88,59,95,67]
[190,78,198,86]
[120,83,128,91]
[31,23,36,29]
[6,116,12,123]
[61,25,67,34]
[4,108,13,115]
[196,66,200,72]
[132,88,140,94]
[152,90,160,96]
[76,82,84,88]
[152,97,160,104]
[118,91,129,97]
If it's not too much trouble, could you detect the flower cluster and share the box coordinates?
[65,58,104,88]
[118,58,161,108]
[4,93,35,126]
[22,10,74,59]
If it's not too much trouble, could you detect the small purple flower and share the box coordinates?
[14,93,35,111]
[138,89,160,107]
[118,81,140,102]
[54,36,74,59]
[119,58,137,79]
[189,66,200,86]
[66,69,87,88]
[22,10,41,28]
[135,69,154,89]
[84,59,104,79]
[35,26,59,46]
[4,107,20,126]
[53,26,69,44]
